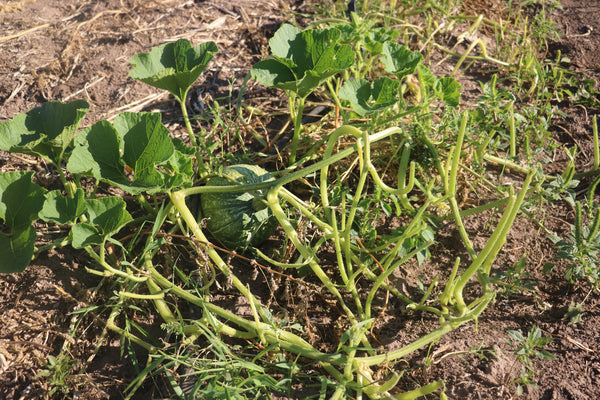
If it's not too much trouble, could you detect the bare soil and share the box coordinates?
[1,0,599,399]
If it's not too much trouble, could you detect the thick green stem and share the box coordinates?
[290,96,306,164]
[54,151,74,198]
[326,79,344,119]
[279,188,333,234]
[148,264,344,363]
[268,191,359,324]
[446,113,475,258]
[439,257,461,311]
[357,292,493,367]
[449,196,476,259]
[509,103,516,157]
[483,154,532,175]
[179,97,206,176]
[84,246,147,282]
[593,115,599,171]
[452,172,532,315]
[481,173,533,276]
[363,131,416,198]
[334,135,368,312]
[169,191,271,323]
[35,236,71,255]
[395,381,444,400]
[447,113,468,197]
[451,192,516,315]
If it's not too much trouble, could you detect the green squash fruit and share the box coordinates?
[200,164,277,250]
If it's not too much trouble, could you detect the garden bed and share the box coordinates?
[1,0,599,399]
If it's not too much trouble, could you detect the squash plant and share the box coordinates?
[159,119,535,399]
[251,23,355,162]
[0,106,532,399]
[250,21,463,165]
[0,35,548,399]
[0,100,89,192]
[129,38,218,174]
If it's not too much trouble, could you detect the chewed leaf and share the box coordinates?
[0,100,89,164]
[382,42,423,79]
[0,171,47,229]
[435,77,462,107]
[0,226,36,273]
[340,77,400,116]
[70,196,132,248]
[363,28,400,56]
[67,112,179,194]
[130,39,218,102]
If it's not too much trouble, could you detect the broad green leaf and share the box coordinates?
[164,138,195,188]
[381,42,423,79]
[114,112,175,185]
[339,77,400,116]
[363,28,400,56]
[86,197,132,236]
[39,189,86,224]
[172,136,195,156]
[251,24,355,98]
[269,23,302,60]
[129,39,218,102]
[417,64,437,87]
[0,171,47,229]
[165,151,194,187]
[70,196,132,248]
[0,171,45,274]
[0,226,36,273]
[434,77,462,107]
[67,113,178,194]
[335,23,360,44]
[248,59,297,90]
[67,120,126,184]
[170,137,195,176]
[307,28,341,73]
[0,100,89,164]
[296,28,354,97]
[70,223,103,249]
